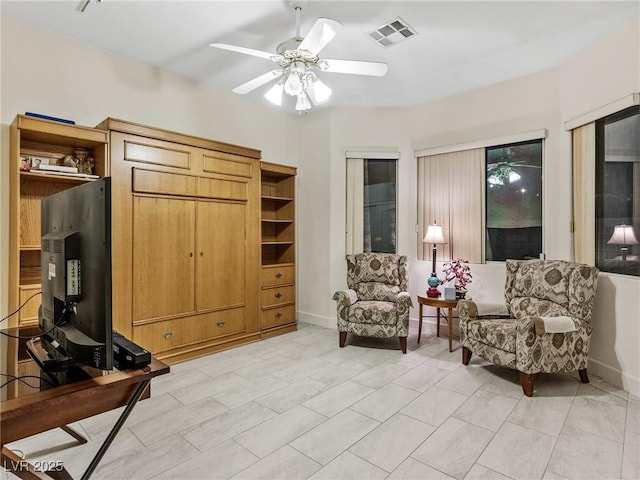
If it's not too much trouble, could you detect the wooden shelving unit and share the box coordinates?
[6,115,108,398]
[260,162,297,337]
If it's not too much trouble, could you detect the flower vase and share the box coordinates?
[455,289,467,300]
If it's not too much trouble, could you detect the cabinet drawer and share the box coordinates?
[133,308,245,354]
[261,265,295,287]
[261,285,295,308]
[133,168,197,196]
[19,285,40,327]
[261,305,296,330]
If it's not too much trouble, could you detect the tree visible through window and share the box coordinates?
[486,140,543,261]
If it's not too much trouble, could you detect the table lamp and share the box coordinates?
[423,223,446,297]
[607,224,638,260]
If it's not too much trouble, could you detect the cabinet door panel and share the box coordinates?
[196,201,246,311]
[133,196,195,321]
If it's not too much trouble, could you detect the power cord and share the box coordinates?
[0,306,69,340]
[0,291,42,324]
[0,374,56,390]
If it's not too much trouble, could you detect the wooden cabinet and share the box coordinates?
[98,118,261,363]
[6,115,108,398]
[260,162,297,338]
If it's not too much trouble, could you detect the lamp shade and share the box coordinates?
[423,224,446,244]
[607,224,639,245]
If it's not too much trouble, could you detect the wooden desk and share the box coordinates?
[1,357,169,479]
[417,296,459,352]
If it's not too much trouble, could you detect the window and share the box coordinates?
[485,140,543,261]
[346,158,397,254]
[595,106,639,276]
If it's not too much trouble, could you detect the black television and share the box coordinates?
[38,177,113,383]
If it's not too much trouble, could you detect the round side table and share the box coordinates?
[417,295,459,352]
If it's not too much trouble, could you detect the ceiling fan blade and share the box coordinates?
[232,70,282,95]
[298,18,342,55]
[209,42,275,60]
[323,59,388,77]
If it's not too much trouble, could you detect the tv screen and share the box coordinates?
[39,177,113,374]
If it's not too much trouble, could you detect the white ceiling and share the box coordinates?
[2,1,638,113]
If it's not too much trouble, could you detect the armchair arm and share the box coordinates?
[533,316,578,336]
[333,289,358,326]
[395,292,412,337]
[515,315,592,374]
[458,300,509,322]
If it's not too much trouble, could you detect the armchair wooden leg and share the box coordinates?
[462,346,472,365]
[399,337,407,354]
[339,331,347,348]
[578,368,589,384]
[519,372,535,397]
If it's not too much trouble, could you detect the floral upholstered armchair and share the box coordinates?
[333,253,412,353]
[458,259,599,396]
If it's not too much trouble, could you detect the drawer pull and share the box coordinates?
[217,321,225,328]
[275,312,282,319]
[275,272,283,279]
[274,292,283,299]
[163,331,173,340]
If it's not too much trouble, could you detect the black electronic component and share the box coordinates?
[112,331,151,370]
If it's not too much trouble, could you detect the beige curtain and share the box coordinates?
[572,123,596,264]
[346,158,364,254]
[417,149,483,263]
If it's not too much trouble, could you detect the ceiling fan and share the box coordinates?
[209,5,388,111]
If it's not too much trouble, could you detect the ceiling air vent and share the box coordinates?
[368,17,417,48]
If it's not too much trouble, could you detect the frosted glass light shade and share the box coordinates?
[284,71,303,96]
[295,92,311,111]
[264,83,284,106]
[309,78,332,104]
[607,224,639,245]
[423,224,446,244]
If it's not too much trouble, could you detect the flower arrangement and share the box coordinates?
[442,258,472,291]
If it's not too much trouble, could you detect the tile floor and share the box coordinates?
[5,322,639,480]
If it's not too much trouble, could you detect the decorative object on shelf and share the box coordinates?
[443,258,472,299]
[25,111,75,125]
[607,224,638,260]
[422,223,446,298]
[64,147,94,174]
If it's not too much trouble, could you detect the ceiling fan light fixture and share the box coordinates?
[284,69,304,96]
[308,77,332,104]
[264,82,284,106]
[295,92,312,112]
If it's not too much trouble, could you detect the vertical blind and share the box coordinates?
[572,123,596,264]
[417,149,483,263]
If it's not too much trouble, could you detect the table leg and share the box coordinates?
[448,307,453,352]
[436,307,441,337]
[418,303,423,343]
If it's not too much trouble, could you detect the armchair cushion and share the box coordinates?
[355,282,401,302]
[349,301,398,326]
[467,318,517,354]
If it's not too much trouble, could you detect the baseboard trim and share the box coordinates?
[298,311,335,329]
[588,357,640,398]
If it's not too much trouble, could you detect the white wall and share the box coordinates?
[297,16,640,395]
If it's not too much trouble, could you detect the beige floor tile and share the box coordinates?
[477,422,555,479]
[349,413,435,473]
[400,386,468,427]
[308,451,388,480]
[230,446,322,480]
[388,457,456,479]
[302,380,375,417]
[350,383,420,422]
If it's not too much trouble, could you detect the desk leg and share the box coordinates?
[80,379,150,480]
[448,308,453,352]
[418,303,423,344]
[60,426,88,445]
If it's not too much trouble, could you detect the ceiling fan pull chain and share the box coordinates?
[295,6,302,39]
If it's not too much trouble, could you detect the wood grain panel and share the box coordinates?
[261,265,295,287]
[196,201,246,311]
[197,177,248,201]
[261,305,296,329]
[133,308,246,354]
[203,152,253,178]
[132,196,196,321]
[132,168,197,196]
[261,285,295,308]
[573,123,596,264]
[124,139,191,169]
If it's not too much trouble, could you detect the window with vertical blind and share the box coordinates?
[346,156,398,254]
[416,130,546,263]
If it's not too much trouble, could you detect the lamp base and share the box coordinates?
[427,287,441,298]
